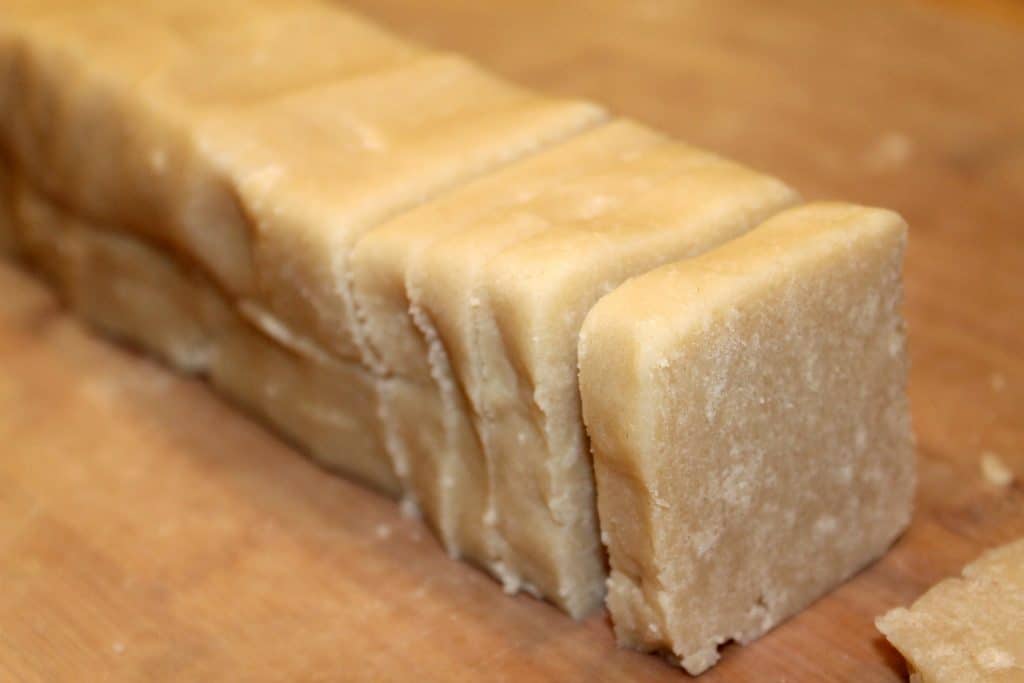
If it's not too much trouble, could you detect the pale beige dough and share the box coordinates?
[8,176,398,495]
[411,121,797,617]
[10,178,225,372]
[877,538,1024,683]
[211,313,397,495]
[0,0,602,496]
[579,203,915,673]
[0,0,602,355]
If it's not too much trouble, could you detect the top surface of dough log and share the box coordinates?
[579,202,915,673]
[0,0,605,361]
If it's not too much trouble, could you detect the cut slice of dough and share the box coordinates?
[877,538,1024,683]
[9,176,399,495]
[579,202,915,674]
[411,120,797,617]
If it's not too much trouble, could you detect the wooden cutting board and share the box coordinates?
[1,1,1022,680]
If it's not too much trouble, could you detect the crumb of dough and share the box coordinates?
[980,452,1014,487]
[862,131,913,172]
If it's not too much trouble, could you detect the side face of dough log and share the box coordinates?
[7,174,400,495]
[579,203,915,674]
[481,151,798,619]
[877,538,1024,683]
[0,0,602,496]
[413,121,798,616]
[211,315,397,495]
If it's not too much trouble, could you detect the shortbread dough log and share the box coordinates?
[877,538,1024,682]
[413,121,797,617]
[9,177,398,494]
[579,203,915,674]
[0,0,603,491]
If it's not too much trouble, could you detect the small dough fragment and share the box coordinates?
[579,203,915,673]
[877,538,1024,683]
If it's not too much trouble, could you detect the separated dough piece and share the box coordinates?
[579,203,915,673]
[9,176,397,494]
[413,121,797,616]
[877,538,1024,682]
[1,0,603,491]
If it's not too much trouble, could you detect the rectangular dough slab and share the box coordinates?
[8,175,399,495]
[0,0,603,492]
[412,121,797,617]
[877,538,1024,683]
[578,202,915,673]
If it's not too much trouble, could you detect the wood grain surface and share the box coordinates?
[1,1,1023,680]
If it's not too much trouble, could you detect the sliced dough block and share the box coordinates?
[579,202,915,673]
[352,120,656,571]
[208,54,604,361]
[412,121,798,617]
[8,177,398,494]
[877,538,1024,682]
[0,0,603,490]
